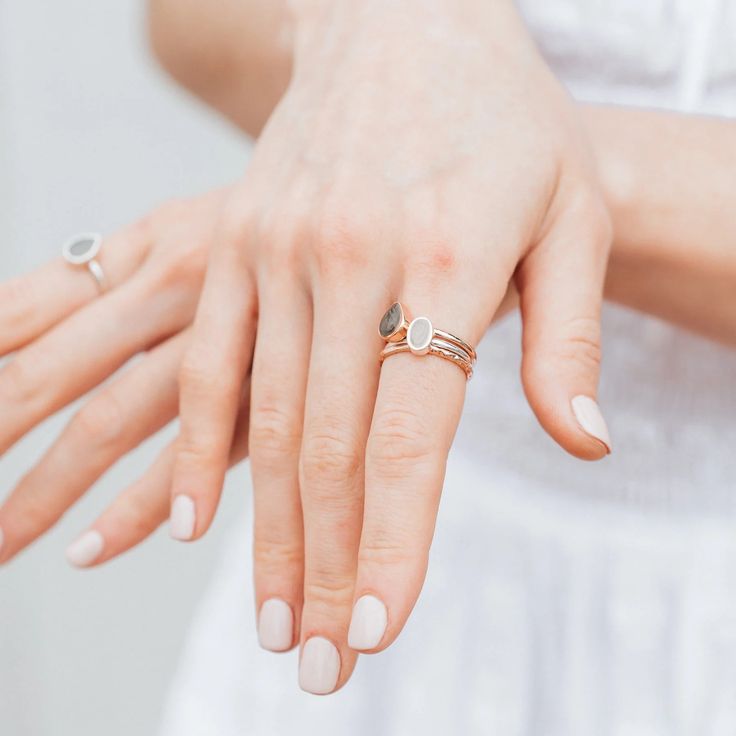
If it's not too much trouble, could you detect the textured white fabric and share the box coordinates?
[159,3,736,734]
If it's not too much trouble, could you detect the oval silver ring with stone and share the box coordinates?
[62,232,108,293]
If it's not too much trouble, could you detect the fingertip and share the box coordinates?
[169,494,197,541]
[65,529,105,568]
[571,394,612,456]
[347,594,389,652]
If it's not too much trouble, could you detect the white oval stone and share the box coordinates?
[407,317,433,354]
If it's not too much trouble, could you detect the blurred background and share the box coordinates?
[0,2,250,734]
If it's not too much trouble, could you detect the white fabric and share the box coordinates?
[159,2,736,734]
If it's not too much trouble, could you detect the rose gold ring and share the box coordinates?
[380,338,474,379]
[378,306,476,380]
[378,303,477,361]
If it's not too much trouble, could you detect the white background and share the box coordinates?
[0,2,250,734]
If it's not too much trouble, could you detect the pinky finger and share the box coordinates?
[66,382,252,568]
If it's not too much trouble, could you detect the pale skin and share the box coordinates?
[0,0,734,695]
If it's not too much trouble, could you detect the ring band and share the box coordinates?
[378,303,476,379]
[62,232,108,293]
[380,339,475,379]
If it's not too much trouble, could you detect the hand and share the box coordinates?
[173,0,612,694]
[0,190,250,566]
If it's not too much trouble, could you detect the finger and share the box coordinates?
[171,221,256,542]
[516,195,613,460]
[0,223,151,356]
[65,380,251,568]
[0,333,186,564]
[0,271,183,456]
[249,278,310,653]
[349,283,493,655]
[297,281,384,695]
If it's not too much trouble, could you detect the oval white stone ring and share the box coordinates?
[62,232,108,293]
[378,303,477,379]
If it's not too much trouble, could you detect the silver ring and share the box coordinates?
[62,232,108,293]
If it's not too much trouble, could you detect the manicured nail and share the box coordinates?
[169,495,196,540]
[299,637,340,695]
[348,594,388,650]
[65,530,104,567]
[258,599,294,652]
[571,395,612,453]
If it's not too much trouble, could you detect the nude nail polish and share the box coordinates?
[66,530,104,567]
[571,395,612,453]
[169,495,196,540]
[258,599,294,652]
[348,595,388,650]
[299,637,340,695]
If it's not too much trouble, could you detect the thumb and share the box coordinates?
[516,196,613,460]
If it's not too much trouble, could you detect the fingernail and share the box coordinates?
[299,637,340,695]
[258,599,294,652]
[348,594,388,651]
[169,495,196,540]
[65,530,104,568]
[571,395,612,453]
[0,526,5,558]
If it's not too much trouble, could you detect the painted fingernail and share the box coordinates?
[258,599,294,652]
[299,637,340,695]
[169,495,196,540]
[65,530,104,568]
[348,594,388,651]
[571,395,612,453]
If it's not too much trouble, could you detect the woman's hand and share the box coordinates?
[173,0,612,694]
[0,190,251,566]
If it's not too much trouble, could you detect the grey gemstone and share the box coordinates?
[379,303,403,338]
[70,238,96,257]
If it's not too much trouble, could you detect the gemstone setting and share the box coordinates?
[62,232,102,265]
[407,317,433,355]
[379,302,404,340]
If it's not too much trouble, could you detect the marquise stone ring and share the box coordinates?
[62,232,108,293]
[378,301,477,379]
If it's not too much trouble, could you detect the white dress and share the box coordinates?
[159,3,736,734]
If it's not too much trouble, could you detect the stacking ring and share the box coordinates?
[62,232,108,293]
[378,302,476,379]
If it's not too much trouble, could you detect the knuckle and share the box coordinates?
[0,357,40,406]
[368,407,436,468]
[176,431,223,468]
[218,201,255,247]
[303,577,356,609]
[72,393,126,447]
[112,495,159,539]
[179,345,239,398]
[407,238,459,281]
[543,316,602,374]
[359,536,424,568]
[249,404,301,469]
[253,537,304,573]
[17,495,56,533]
[300,428,362,492]
[312,210,368,276]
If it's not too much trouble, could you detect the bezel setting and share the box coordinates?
[406,317,433,355]
[62,232,102,266]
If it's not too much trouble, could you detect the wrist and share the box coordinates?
[288,0,526,59]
